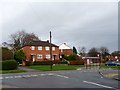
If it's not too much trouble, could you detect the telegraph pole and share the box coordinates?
[50,31,52,70]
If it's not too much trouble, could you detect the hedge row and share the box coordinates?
[25,61,68,66]
[25,60,84,66]
[2,60,18,70]
[69,60,84,65]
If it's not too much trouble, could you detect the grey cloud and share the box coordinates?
[1,2,118,52]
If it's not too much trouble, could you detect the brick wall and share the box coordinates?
[59,49,73,56]
[22,46,60,62]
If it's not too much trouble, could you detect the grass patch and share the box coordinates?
[100,64,120,70]
[28,65,83,71]
[0,69,27,74]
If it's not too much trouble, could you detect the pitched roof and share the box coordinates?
[59,43,71,49]
[23,40,58,47]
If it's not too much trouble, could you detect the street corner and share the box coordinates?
[99,69,120,81]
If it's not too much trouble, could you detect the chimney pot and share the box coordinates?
[47,40,49,43]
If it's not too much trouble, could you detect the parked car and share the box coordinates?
[105,61,120,66]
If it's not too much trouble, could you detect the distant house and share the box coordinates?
[82,57,100,66]
[21,40,60,62]
[59,43,73,56]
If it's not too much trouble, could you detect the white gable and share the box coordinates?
[59,43,71,49]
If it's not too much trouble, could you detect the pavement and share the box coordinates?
[98,68,120,81]
[18,66,40,72]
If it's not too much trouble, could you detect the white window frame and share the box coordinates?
[37,54,43,59]
[45,46,49,50]
[52,47,55,51]
[46,54,50,59]
[38,46,42,50]
[31,46,35,50]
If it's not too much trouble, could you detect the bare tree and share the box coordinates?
[9,30,39,50]
[99,47,109,59]
[23,33,39,45]
[88,47,99,57]
[79,46,86,57]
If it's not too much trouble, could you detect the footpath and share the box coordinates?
[18,66,40,72]
[99,68,120,81]
[80,66,120,81]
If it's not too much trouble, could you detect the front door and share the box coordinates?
[30,55,35,62]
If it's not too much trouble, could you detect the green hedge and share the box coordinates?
[69,60,84,65]
[25,61,32,66]
[32,61,68,65]
[63,54,77,61]
[57,61,68,64]
[33,61,54,65]
[2,60,18,70]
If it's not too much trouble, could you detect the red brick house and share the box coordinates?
[21,40,60,63]
[59,43,73,57]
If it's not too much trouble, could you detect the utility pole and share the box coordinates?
[50,31,52,70]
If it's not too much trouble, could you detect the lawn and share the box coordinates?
[100,64,120,70]
[28,65,83,71]
[0,69,26,74]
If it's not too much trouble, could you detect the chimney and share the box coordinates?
[47,40,49,43]
[64,43,66,45]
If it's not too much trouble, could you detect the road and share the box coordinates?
[1,69,119,89]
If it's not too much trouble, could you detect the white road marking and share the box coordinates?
[48,73,54,75]
[14,76,22,78]
[1,73,69,80]
[5,76,13,79]
[83,81,113,89]
[22,75,31,78]
[40,74,46,76]
[55,74,69,79]
[0,77,3,79]
[30,74,38,77]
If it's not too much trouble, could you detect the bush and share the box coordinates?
[63,54,77,61]
[14,50,24,64]
[2,60,18,70]
[57,61,68,64]
[2,47,13,61]
[33,61,53,65]
[25,61,32,66]
[69,60,84,65]
[32,61,68,65]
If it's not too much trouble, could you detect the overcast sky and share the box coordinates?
[0,0,118,53]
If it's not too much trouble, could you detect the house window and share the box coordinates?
[38,46,42,50]
[52,47,55,51]
[31,46,35,50]
[37,54,42,59]
[45,46,49,50]
[46,54,50,59]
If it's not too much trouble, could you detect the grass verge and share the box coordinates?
[28,65,83,71]
[100,65,120,70]
[0,69,27,74]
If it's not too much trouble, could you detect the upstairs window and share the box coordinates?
[45,46,49,50]
[38,46,42,50]
[31,46,35,50]
[52,47,55,51]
